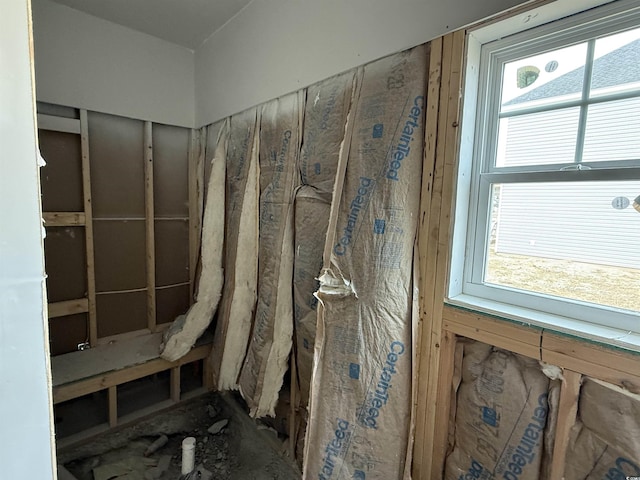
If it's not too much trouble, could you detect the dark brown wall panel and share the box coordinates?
[155,220,189,286]
[156,285,190,325]
[204,121,224,198]
[49,313,88,356]
[88,112,145,218]
[44,226,87,302]
[39,130,84,212]
[153,124,189,217]
[93,220,146,292]
[96,291,147,337]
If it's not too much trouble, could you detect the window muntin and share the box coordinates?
[460,11,640,335]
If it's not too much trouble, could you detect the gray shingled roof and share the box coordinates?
[505,38,640,106]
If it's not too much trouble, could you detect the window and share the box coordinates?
[451,0,640,339]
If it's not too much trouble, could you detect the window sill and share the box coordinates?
[447,293,640,355]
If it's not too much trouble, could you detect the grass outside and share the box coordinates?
[486,250,640,313]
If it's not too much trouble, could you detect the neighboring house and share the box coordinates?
[494,38,640,269]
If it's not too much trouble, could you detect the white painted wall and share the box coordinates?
[0,1,56,478]
[32,0,196,127]
[195,0,531,126]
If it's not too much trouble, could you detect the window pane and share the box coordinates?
[590,28,640,98]
[486,181,640,313]
[496,107,579,167]
[501,43,588,111]
[583,97,640,163]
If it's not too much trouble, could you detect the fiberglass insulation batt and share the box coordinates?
[238,91,304,417]
[444,341,552,480]
[564,377,640,479]
[303,44,427,480]
[294,71,355,407]
[210,108,260,391]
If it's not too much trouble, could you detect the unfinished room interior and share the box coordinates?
[2,0,640,478]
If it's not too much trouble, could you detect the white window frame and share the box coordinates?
[449,0,640,348]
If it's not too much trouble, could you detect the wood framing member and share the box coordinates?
[80,109,98,347]
[188,127,205,301]
[441,305,640,391]
[442,306,541,359]
[413,35,444,478]
[53,343,211,404]
[48,298,89,318]
[144,121,156,332]
[43,212,85,226]
[37,114,81,134]
[414,29,466,480]
[170,367,181,403]
[548,370,581,479]
[108,385,118,428]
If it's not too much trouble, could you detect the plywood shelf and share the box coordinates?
[52,331,213,403]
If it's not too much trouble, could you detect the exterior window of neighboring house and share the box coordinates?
[450,0,640,344]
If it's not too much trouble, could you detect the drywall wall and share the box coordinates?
[0,0,56,478]
[32,0,195,127]
[195,0,530,125]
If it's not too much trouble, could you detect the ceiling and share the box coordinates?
[49,0,253,49]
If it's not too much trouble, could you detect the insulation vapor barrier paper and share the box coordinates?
[294,187,331,406]
[564,378,640,479]
[161,121,228,362]
[210,108,260,390]
[294,71,355,407]
[239,91,304,417]
[444,341,552,480]
[303,44,427,480]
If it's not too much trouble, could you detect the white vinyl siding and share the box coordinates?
[583,96,640,162]
[494,181,640,269]
[498,107,580,167]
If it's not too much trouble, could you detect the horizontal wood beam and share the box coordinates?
[442,305,640,392]
[442,305,542,359]
[48,298,89,318]
[37,114,81,134]
[43,212,86,227]
[53,344,211,404]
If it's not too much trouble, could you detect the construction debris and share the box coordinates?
[143,435,168,457]
[207,419,229,435]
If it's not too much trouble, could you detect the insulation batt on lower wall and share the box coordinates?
[238,91,305,418]
[210,108,260,391]
[444,341,556,480]
[564,377,640,479]
[303,44,427,480]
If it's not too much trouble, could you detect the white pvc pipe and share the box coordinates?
[181,436,196,475]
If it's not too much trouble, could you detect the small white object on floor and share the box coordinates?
[181,436,196,475]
